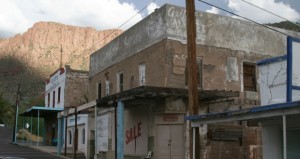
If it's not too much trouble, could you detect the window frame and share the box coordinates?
[69,130,72,145]
[117,71,124,93]
[47,93,50,107]
[82,128,85,144]
[52,91,56,108]
[58,87,61,104]
[243,62,257,92]
[139,63,146,86]
[105,73,110,96]
[97,81,102,99]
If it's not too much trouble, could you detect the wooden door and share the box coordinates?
[156,125,184,159]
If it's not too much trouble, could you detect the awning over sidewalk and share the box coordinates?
[97,86,239,107]
[186,101,300,126]
[20,106,63,117]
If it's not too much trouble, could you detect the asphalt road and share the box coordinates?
[0,127,64,159]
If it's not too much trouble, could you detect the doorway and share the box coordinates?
[156,125,184,159]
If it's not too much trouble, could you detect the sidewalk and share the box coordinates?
[17,142,72,159]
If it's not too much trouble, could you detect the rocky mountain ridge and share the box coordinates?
[0,21,122,105]
[0,21,122,72]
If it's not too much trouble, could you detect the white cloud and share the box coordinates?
[0,0,144,38]
[228,0,300,23]
[206,7,220,14]
[147,2,159,15]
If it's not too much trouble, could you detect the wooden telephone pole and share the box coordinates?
[12,84,20,144]
[186,0,200,159]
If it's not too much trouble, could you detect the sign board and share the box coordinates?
[287,36,300,102]
[97,113,109,152]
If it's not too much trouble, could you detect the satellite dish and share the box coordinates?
[25,123,29,129]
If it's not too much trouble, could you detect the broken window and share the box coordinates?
[82,128,85,144]
[69,130,72,145]
[139,63,146,86]
[47,93,50,107]
[53,91,55,108]
[105,73,109,96]
[185,58,202,88]
[117,71,124,92]
[97,82,102,99]
[58,87,61,103]
[243,63,256,91]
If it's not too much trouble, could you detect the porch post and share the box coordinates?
[22,116,25,144]
[94,105,98,158]
[30,113,33,145]
[117,100,124,159]
[37,110,40,147]
[283,115,287,159]
[57,117,62,155]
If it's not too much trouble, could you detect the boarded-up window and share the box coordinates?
[185,58,202,88]
[243,63,256,91]
[97,82,102,99]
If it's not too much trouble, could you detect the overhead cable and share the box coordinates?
[198,0,291,37]
[240,0,300,28]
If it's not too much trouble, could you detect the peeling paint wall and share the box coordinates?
[90,4,300,78]
[258,58,300,105]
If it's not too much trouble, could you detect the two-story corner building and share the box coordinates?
[21,65,89,149]
[89,4,300,159]
[46,65,89,148]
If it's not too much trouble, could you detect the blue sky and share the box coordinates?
[0,0,299,38]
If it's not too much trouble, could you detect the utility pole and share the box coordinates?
[186,0,200,159]
[60,44,63,68]
[12,83,20,144]
[74,108,78,159]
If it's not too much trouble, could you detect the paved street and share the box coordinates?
[0,127,64,159]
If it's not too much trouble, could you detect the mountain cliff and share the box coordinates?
[0,21,122,106]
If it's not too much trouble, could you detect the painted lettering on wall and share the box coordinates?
[125,122,142,144]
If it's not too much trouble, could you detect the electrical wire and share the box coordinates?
[240,0,300,28]
[198,0,291,37]
[86,0,156,53]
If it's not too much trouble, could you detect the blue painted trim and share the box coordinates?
[289,36,300,43]
[292,86,300,90]
[25,106,64,113]
[117,101,124,159]
[256,55,287,66]
[287,36,293,102]
[185,101,300,121]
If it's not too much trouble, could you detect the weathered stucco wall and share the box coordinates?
[89,6,167,77]
[90,4,300,78]
[65,65,89,107]
[89,41,166,101]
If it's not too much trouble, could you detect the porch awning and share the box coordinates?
[97,86,239,107]
[20,106,64,117]
[186,101,300,127]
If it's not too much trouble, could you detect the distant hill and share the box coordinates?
[267,21,300,32]
[0,22,122,109]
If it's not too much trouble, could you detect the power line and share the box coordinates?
[198,0,291,37]
[86,0,156,53]
[240,0,300,28]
